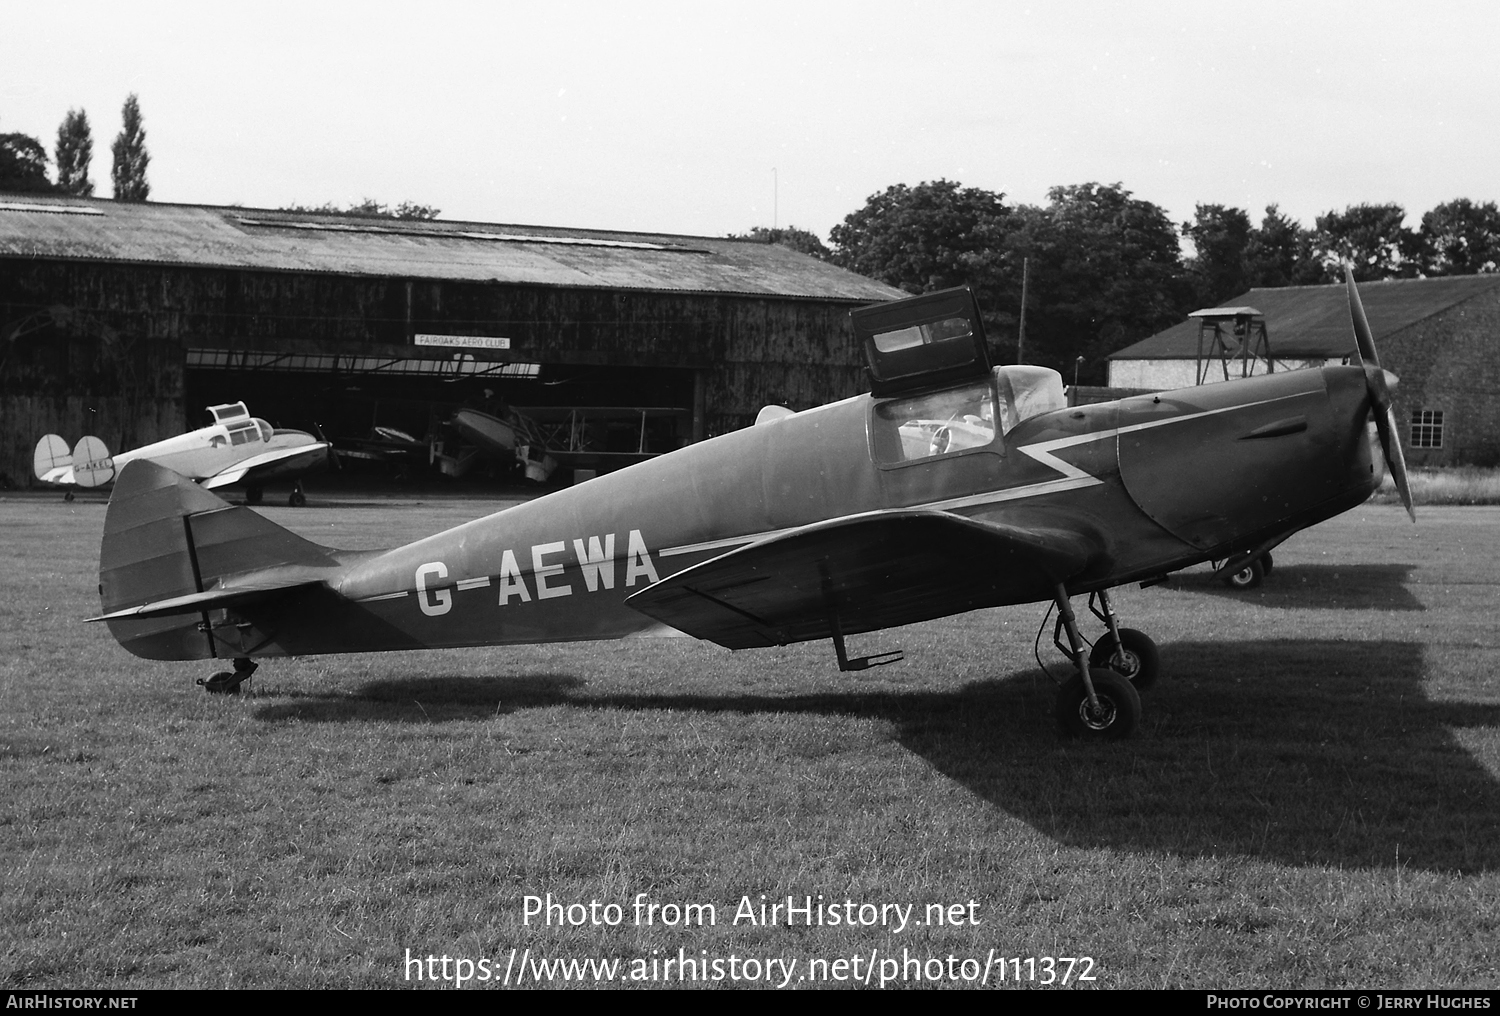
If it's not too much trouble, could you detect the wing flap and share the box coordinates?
[625,510,1102,650]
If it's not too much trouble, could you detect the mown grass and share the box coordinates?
[0,493,1497,989]
[1374,467,1500,505]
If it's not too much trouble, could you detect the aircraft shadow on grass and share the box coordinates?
[1169,564,1424,611]
[252,637,1500,873]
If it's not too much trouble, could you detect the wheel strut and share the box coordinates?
[198,657,258,695]
[1052,585,1099,710]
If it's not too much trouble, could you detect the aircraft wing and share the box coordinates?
[624,509,1103,650]
[202,443,329,489]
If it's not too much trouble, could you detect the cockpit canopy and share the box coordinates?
[870,365,1067,465]
[851,287,992,398]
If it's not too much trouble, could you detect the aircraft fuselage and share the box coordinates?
[164,363,1379,661]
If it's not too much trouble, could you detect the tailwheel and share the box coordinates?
[1055,669,1140,740]
[197,658,257,695]
[1088,627,1160,690]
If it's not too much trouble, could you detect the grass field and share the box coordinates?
[1,492,1497,989]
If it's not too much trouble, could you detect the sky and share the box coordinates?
[4,1,1497,243]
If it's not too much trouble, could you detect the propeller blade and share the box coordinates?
[1374,403,1416,522]
[1344,265,1415,522]
[1344,265,1380,369]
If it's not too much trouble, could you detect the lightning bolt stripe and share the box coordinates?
[659,392,1305,559]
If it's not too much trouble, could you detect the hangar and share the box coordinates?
[1108,275,1500,466]
[0,193,900,488]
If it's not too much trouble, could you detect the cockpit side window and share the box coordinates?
[228,421,259,446]
[870,379,999,465]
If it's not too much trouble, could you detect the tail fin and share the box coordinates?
[33,434,72,483]
[96,459,345,660]
[70,436,113,487]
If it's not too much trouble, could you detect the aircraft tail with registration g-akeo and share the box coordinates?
[92,270,1410,739]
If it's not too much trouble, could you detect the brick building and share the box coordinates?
[1107,275,1500,466]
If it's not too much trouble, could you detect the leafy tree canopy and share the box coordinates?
[1420,198,1500,276]
[829,179,1011,295]
[110,94,150,201]
[0,130,53,193]
[1311,203,1419,281]
[729,225,830,259]
[281,198,440,220]
[55,108,94,197]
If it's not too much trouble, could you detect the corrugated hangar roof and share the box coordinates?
[1111,274,1500,359]
[0,193,900,302]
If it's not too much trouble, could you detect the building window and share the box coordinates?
[1410,409,1444,448]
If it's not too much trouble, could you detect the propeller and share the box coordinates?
[1344,266,1415,522]
[313,422,343,471]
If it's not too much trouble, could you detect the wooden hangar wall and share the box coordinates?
[0,257,871,487]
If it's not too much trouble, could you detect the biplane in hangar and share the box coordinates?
[89,271,1411,739]
[35,402,331,506]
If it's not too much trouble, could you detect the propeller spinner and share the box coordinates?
[1344,266,1415,522]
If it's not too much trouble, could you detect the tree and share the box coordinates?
[54,108,94,197]
[1310,203,1419,281]
[729,225,830,259]
[281,198,440,220]
[1009,183,1189,379]
[1182,204,1252,307]
[1419,198,1500,275]
[110,94,150,201]
[0,130,53,192]
[1243,204,1322,288]
[829,179,1012,295]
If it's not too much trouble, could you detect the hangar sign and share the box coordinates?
[415,334,512,350]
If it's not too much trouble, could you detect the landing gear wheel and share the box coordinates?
[1260,552,1274,575]
[288,489,306,507]
[1224,558,1265,590]
[244,485,263,506]
[1056,669,1140,740]
[196,658,257,695]
[198,671,240,694]
[1088,628,1160,690]
[64,491,75,502]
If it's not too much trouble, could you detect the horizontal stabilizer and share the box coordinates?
[625,509,1101,650]
[88,570,327,621]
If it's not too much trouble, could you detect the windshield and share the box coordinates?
[870,379,997,464]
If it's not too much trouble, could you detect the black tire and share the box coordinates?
[1260,551,1274,574]
[288,490,306,507]
[1224,558,1264,590]
[1088,628,1161,690]
[1055,669,1141,740]
[244,486,263,506]
[64,491,75,502]
[198,671,240,695]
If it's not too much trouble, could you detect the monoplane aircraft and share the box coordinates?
[35,402,330,506]
[89,271,1411,740]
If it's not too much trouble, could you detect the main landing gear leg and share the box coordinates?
[198,657,258,695]
[1086,589,1161,690]
[1052,585,1140,740]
